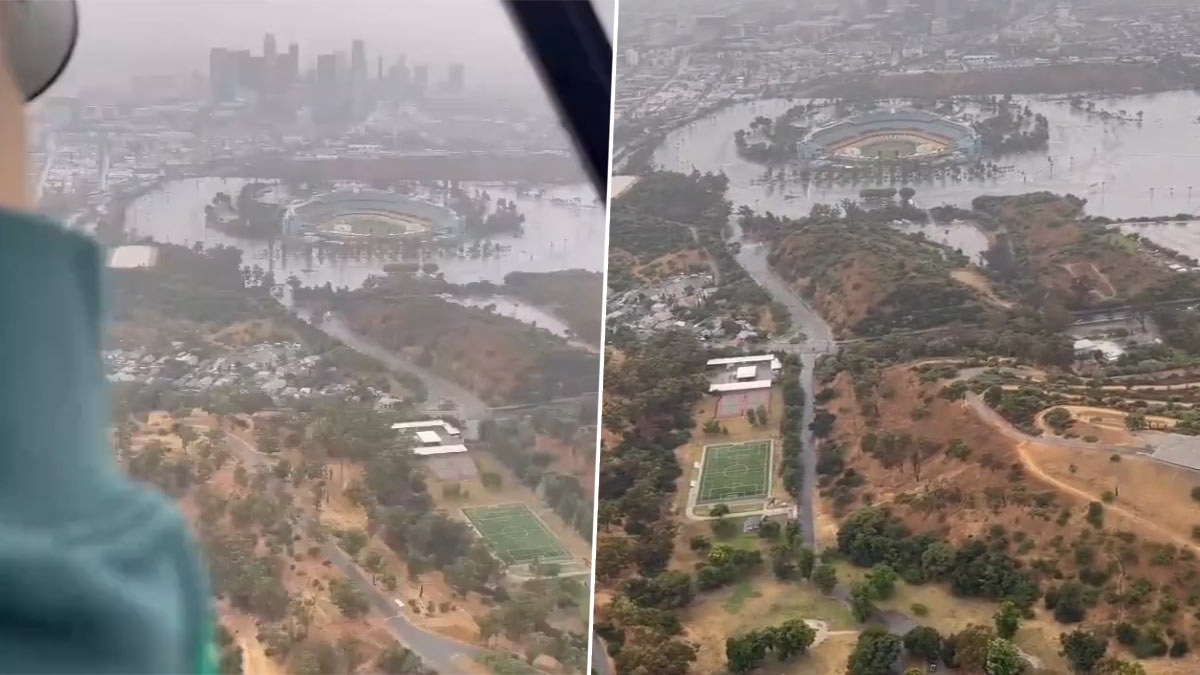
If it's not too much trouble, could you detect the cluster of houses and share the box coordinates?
[103,341,375,403]
[607,272,771,344]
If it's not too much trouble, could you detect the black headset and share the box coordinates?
[503,0,613,201]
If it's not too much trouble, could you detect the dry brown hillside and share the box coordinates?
[817,364,1200,671]
[768,220,994,338]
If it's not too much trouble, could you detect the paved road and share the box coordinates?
[219,430,483,673]
[590,634,612,675]
[727,215,836,549]
[720,217,951,642]
[310,313,492,420]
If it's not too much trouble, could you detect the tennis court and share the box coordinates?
[714,388,772,419]
[696,440,772,505]
[463,504,569,565]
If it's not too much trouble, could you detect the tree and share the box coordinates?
[1094,659,1147,675]
[726,632,769,673]
[176,423,199,451]
[813,563,838,594]
[850,582,876,623]
[1052,581,1088,623]
[847,628,903,675]
[595,538,633,581]
[1061,630,1107,674]
[256,425,280,454]
[865,564,898,600]
[363,549,385,582]
[338,528,369,556]
[773,619,817,660]
[796,546,816,580]
[329,578,369,618]
[376,644,425,674]
[903,626,943,662]
[922,541,956,580]
[994,600,1022,639]
[955,624,997,673]
[986,637,1025,675]
[614,628,697,675]
[1044,408,1073,433]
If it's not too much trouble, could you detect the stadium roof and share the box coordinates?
[710,380,773,393]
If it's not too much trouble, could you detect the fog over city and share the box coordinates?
[54,0,613,102]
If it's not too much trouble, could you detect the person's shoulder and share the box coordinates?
[0,206,99,257]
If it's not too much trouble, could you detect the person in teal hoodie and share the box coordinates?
[0,35,215,675]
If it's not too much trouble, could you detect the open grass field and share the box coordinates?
[462,504,569,565]
[697,440,772,505]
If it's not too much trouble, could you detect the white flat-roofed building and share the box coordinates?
[413,444,468,456]
[710,380,773,393]
[393,419,467,455]
[1073,338,1125,363]
[392,419,462,436]
[706,354,779,367]
[707,353,782,389]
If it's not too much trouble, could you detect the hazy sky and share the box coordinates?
[55,0,614,98]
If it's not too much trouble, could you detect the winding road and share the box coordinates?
[218,428,484,674]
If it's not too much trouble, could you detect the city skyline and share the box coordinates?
[50,0,589,99]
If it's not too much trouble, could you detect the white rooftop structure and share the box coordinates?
[413,444,468,456]
[710,380,773,393]
[1073,338,1126,362]
[415,430,442,444]
[108,245,159,269]
[392,419,462,436]
[735,365,758,380]
[707,354,776,367]
[393,419,466,456]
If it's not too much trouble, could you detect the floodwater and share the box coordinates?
[893,217,990,265]
[654,90,1200,222]
[1118,220,1200,263]
[124,177,606,289]
[440,294,571,339]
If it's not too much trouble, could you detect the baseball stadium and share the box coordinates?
[283,189,463,242]
[798,108,979,166]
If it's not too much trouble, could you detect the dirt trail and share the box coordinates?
[238,637,282,675]
[1064,261,1116,300]
[1011,438,1200,555]
[951,268,1015,310]
[963,396,1200,556]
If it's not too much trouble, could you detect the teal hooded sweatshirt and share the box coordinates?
[0,209,213,674]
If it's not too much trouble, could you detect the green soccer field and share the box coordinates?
[696,441,772,505]
[462,504,570,565]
